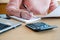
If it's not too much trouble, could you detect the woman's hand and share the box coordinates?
[6,7,21,18]
[20,9,33,20]
[6,8,33,20]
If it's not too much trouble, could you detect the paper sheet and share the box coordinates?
[10,16,41,24]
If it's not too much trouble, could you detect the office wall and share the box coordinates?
[57,0,60,1]
[0,0,9,3]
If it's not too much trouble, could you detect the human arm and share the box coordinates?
[6,0,33,20]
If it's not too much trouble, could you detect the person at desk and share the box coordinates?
[6,0,58,20]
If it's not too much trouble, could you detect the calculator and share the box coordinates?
[26,22,57,32]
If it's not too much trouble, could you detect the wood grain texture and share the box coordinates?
[0,3,7,14]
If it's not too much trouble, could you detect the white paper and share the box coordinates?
[10,16,41,24]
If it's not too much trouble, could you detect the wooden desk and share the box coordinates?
[0,18,60,40]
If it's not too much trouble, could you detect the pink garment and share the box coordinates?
[6,0,58,20]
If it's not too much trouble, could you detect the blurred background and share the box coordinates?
[0,0,60,14]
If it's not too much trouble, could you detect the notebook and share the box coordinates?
[10,16,41,24]
[0,18,21,33]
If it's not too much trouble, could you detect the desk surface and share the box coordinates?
[0,18,60,40]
